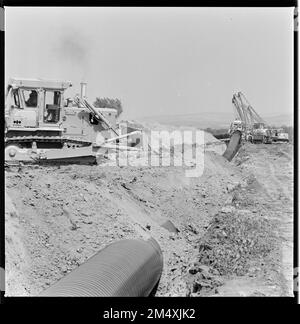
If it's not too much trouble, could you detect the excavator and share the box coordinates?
[229,92,272,144]
[222,91,274,161]
[5,78,142,165]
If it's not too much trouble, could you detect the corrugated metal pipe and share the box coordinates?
[223,131,242,162]
[39,238,163,297]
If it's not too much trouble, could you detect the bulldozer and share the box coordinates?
[5,78,142,165]
[271,128,289,143]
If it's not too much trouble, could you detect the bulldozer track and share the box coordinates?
[5,136,92,147]
[5,136,96,166]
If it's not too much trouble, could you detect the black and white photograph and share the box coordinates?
[2,5,297,304]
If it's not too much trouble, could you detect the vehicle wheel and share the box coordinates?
[5,145,21,160]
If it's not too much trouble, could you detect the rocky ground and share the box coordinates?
[5,138,294,297]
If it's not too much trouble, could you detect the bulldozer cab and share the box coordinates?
[5,78,72,131]
[42,89,62,125]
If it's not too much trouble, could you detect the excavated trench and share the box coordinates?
[37,134,242,297]
[5,131,244,297]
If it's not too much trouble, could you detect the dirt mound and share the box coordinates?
[5,146,243,296]
[5,192,30,295]
[197,210,275,276]
[133,120,225,147]
[5,142,293,297]
[183,143,293,297]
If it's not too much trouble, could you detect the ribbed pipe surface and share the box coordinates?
[39,238,163,297]
[222,131,242,162]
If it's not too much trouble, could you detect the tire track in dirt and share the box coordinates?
[233,144,293,296]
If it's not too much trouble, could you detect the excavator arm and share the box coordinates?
[232,94,250,127]
[238,92,265,124]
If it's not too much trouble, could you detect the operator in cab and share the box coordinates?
[26,90,38,107]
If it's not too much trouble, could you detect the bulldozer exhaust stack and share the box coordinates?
[80,81,87,99]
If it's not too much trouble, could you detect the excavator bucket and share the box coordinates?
[223,131,242,161]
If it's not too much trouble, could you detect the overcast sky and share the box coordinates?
[5,7,294,120]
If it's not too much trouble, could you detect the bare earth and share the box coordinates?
[5,142,293,297]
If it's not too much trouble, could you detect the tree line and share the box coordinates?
[93,97,123,117]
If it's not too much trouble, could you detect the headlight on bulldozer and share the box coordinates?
[9,148,17,157]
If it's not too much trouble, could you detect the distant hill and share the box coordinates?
[263,114,294,127]
[140,112,293,129]
[140,112,233,129]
